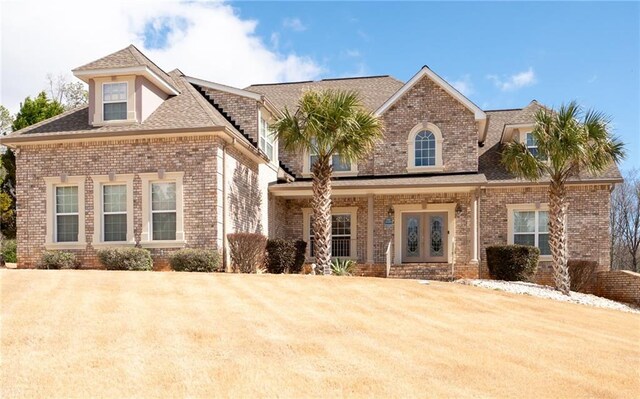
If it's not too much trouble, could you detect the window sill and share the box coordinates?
[538,255,553,262]
[406,166,444,173]
[91,241,137,248]
[140,240,187,249]
[44,242,87,250]
[301,171,358,178]
[92,119,136,127]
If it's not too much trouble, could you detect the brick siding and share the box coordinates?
[594,270,640,306]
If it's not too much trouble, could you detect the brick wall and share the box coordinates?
[594,270,640,306]
[479,184,612,280]
[15,135,259,269]
[376,75,478,175]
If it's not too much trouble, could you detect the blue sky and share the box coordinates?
[226,1,639,171]
[2,1,638,171]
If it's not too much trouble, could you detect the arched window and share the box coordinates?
[407,122,443,171]
[415,131,436,166]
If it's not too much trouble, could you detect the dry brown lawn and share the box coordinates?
[1,269,639,398]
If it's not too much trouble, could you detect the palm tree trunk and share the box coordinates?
[312,157,332,275]
[549,179,570,295]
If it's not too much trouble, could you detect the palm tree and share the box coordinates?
[502,101,625,294]
[272,90,383,274]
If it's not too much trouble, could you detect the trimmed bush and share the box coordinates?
[331,258,356,276]
[227,233,267,273]
[38,251,80,269]
[170,249,220,272]
[265,239,295,274]
[568,260,598,292]
[96,247,152,271]
[292,240,307,274]
[1,239,17,263]
[486,245,539,281]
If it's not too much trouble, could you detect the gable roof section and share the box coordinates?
[376,66,486,120]
[72,45,179,95]
[499,100,548,143]
[1,70,240,143]
[245,75,404,112]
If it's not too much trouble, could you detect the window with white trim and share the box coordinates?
[407,122,443,171]
[151,182,177,240]
[103,82,127,121]
[307,212,355,258]
[259,116,275,161]
[525,132,547,161]
[512,209,550,256]
[55,186,79,242]
[102,184,127,242]
[306,138,354,174]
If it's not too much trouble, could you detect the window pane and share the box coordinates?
[514,234,535,247]
[56,215,79,242]
[514,211,535,233]
[539,233,551,255]
[332,215,351,236]
[332,237,351,257]
[415,131,436,167]
[56,186,78,213]
[152,212,176,240]
[104,214,127,242]
[526,133,536,147]
[538,211,549,233]
[103,83,127,101]
[332,154,351,171]
[152,183,176,211]
[104,102,127,121]
[309,155,318,170]
[103,185,126,213]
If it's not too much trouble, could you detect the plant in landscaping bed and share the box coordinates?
[331,258,356,276]
[96,247,152,271]
[568,260,598,293]
[292,240,307,274]
[486,245,539,281]
[170,249,220,272]
[227,233,267,273]
[265,239,295,274]
[1,239,17,263]
[38,251,80,269]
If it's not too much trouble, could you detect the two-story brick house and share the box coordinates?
[1,45,621,281]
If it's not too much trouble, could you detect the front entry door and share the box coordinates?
[401,212,448,263]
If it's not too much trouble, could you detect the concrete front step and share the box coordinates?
[388,264,453,281]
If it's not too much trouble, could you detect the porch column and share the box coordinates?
[471,191,479,263]
[367,194,374,264]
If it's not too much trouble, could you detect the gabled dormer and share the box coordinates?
[72,45,179,126]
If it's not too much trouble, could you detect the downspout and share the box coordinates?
[222,140,230,271]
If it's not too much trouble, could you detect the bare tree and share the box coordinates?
[611,169,640,272]
[46,74,88,110]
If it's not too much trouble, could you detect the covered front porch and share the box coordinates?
[269,174,486,279]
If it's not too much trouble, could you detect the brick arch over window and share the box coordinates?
[406,122,444,172]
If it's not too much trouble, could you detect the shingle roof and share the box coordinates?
[73,45,176,92]
[479,103,622,183]
[1,70,235,140]
[245,75,405,112]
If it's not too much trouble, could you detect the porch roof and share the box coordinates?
[269,173,487,196]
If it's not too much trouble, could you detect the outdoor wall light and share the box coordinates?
[455,203,463,216]
[387,206,394,218]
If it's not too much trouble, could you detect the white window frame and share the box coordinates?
[507,203,552,260]
[302,148,358,177]
[407,122,444,173]
[102,82,128,122]
[302,207,358,260]
[258,109,277,162]
[91,174,135,247]
[140,171,186,248]
[44,176,86,250]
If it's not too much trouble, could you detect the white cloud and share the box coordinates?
[450,74,474,96]
[487,67,537,91]
[344,49,361,58]
[282,17,306,32]
[0,1,323,113]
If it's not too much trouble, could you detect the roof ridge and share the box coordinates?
[320,75,391,82]
[247,74,400,88]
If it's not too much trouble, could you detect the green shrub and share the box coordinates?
[38,251,80,269]
[292,240,307,274]
[568,260,598,292]
[331,258,356,276]
[265,239,295,274]
[485,245,539,281]
[227,233,267,273]
[170,249,220,272]
[96,247,152,271]
[1,239,17,263]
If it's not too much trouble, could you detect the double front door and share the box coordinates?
[402,212,448,263]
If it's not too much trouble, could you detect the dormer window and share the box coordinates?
[103,82,127,121]
[524,132,547,160]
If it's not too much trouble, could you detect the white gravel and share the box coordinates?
[457,279,639,314]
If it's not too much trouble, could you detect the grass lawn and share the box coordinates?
[1,270,639,398]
